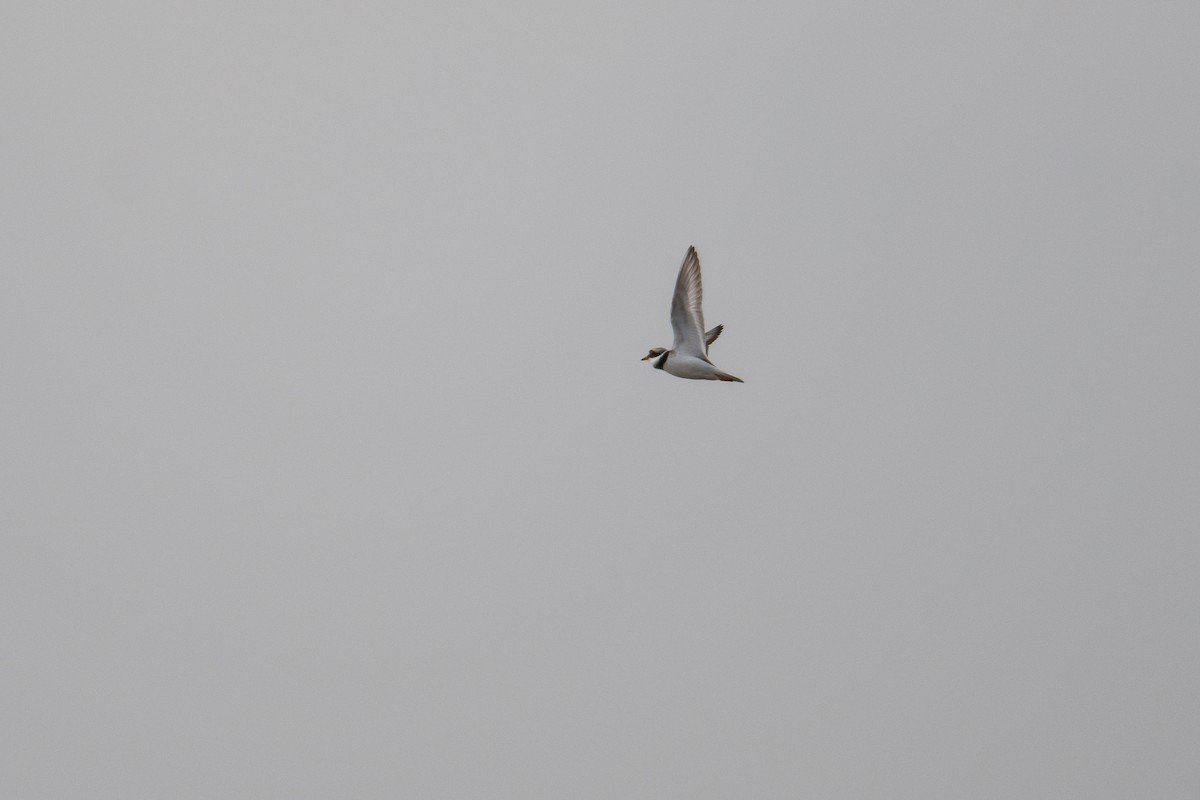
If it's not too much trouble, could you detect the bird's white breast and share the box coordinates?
[664,354,723,380]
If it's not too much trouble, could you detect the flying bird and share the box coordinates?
[641,246,744,382]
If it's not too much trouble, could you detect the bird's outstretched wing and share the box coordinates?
[704,324,723,352]
[670,246,707,357]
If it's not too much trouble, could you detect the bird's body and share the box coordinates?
[655,351,735,380]
[642,246,743,383]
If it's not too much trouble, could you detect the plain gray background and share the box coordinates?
[3,1,1198,797]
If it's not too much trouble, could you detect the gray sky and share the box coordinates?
[3,2,1198,797]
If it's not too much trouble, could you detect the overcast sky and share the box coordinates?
[2,2,1198,798]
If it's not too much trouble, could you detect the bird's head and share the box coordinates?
[641,347,667,361]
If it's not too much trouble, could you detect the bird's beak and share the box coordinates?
[641,354,654,360]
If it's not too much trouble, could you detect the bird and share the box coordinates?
[641,246,744,382]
